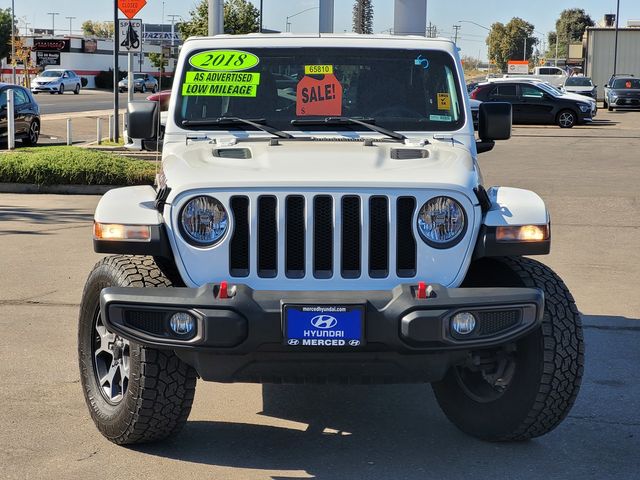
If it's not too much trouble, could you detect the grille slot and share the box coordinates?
[313,196,334,278]
[229,196,249,277]
[369,196,389,278]
[341,196,361,278]
[124,310,166,335]
[478,310,521,335]
[396,197,417,277]
[257,196,277,278]
[286,196,306,278]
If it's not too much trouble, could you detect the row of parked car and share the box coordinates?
[468,73,640,128]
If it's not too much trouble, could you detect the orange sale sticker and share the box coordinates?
[296,74,343,116]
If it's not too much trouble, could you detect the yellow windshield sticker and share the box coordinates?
[182,71,261,97]
[189,49,259,72]
[437,93,451,110]
[304,65,334,75]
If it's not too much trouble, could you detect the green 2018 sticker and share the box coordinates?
[189,49,259,71]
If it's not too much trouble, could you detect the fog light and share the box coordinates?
[451,312,476,335]
[169,312,196,336]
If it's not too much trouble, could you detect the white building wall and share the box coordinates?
[2,37,175,88]
[585,28,640,99]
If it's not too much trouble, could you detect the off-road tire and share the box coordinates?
[78,255,197,445]
[433,256,584,441]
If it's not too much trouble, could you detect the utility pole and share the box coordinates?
[452,24,461,44]
[65,16,76,35]
[112,1,119,143]
[11,0,16,84]
[259,0,263,32]
[47,12,59,36]
[167,15,180,48]
[208,0,223,36]
[613,0,621,76]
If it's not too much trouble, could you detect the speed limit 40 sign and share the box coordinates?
[119,18,142,52]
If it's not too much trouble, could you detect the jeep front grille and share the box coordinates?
[229,194,417,280]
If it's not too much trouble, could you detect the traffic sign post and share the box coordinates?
[119,18,143,104]
[116,0,147,143]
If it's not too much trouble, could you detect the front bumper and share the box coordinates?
[101,283,543,383]
[611,97,640,107]
[31,84,59,92]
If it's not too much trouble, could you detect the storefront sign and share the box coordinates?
[36,51,61,66]
[33,39,70,52]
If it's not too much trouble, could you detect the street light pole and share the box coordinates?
[47,12,60,36]
[285,7,319,33]
[11,0,16,84]
[613,0,621,76]
[65,16,76,35]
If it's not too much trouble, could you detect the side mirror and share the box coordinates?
[604,84,609,88]
[127,100,158,141]
[476,102,512,154]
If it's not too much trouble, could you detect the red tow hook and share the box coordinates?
[217,280,234,299]
[416,281,435,299]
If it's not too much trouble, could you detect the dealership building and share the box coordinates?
[1,25,179,88]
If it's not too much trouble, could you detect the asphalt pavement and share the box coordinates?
[35,89,153,115]
[0,109,639,479]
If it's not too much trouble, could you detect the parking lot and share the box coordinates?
[1,108,639,479]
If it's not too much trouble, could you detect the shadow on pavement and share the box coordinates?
[133,314,639,479]
[0,206,93,225]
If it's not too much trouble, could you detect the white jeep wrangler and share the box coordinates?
[78,34,583,444]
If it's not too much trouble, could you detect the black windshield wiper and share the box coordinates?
[290,116,406,141]
[182,117,293,139]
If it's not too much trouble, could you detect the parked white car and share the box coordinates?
[79,34,583,446]
[31,69,82,95]
[562,76,597,100]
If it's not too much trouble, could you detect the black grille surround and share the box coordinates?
[227,193,420,280]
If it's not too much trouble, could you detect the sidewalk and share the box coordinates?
[41,109,127,145]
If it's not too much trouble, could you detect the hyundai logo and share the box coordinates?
[310,314,338,329]
[287,339,300,345]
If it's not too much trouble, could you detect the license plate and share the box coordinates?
[283,305,364,348]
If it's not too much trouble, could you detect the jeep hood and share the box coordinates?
[161,140,479,194]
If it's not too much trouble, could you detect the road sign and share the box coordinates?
[118,0,146,20]
[119,18,142,52]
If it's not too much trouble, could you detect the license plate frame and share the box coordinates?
[282,304,365,348]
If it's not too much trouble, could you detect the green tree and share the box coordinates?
[81,20,114,38]
[149,52,168,74]
[353,0,374,34]
[546,9,594,59]
[0,8,16,63]
[178,0,260,39]
[487,17,538,72]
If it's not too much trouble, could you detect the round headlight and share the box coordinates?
[180,196,228,246]
[417,196,466,248]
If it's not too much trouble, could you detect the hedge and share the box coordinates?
[0,146,156,186]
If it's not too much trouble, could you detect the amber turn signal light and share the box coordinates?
[93,222,151,241]
[496,224,549,242]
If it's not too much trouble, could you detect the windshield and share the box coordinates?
[41,71,63,78]
[534,82,561,97]
[612,78,640,89]
[176,47,465,133]
[134,74,145,79]
[565,77,592,87]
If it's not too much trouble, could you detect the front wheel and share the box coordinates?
[78,256,197,444]
[22,120,39,146]
[58,84,65,95]
[432,257,584,441]
[557,109,576,128]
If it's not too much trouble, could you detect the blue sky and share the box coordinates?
[6,0,639,59]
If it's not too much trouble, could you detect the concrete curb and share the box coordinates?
[0,183,118,195]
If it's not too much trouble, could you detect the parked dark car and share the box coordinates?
[0,84,40,146]
[471,80,593,128]
[603,76,640,111]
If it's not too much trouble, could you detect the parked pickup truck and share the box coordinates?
[503,66,569,88]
